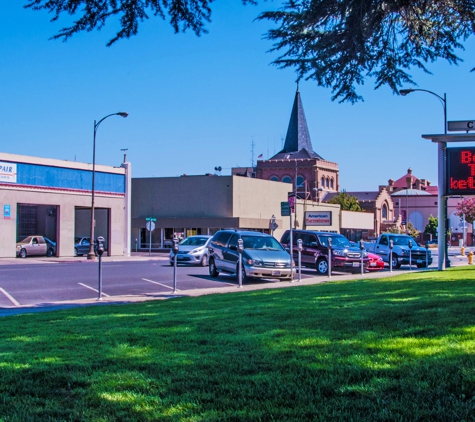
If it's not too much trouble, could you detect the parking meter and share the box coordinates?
[389,239,394,272]
[359,239,365,275]
[297,238,303,282]
[135,238,138,253]
[425,242,429,269]
[96,236,105,257]
[96,236,105,300]
[408,239,413,270]
[327,237,332,278]
[237,238,244,288]
[172,237,179,293]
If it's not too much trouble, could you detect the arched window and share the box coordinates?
[282,176,292,184]
[270,176,279,182]
[382,203,388,219]
[296,176,305,187]
[330,178,334,189]
[326,177,330,188]
[321,177,325,187]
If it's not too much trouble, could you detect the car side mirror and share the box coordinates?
[229,245,237,251]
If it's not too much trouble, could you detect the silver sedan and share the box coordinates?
[169,235,212,266]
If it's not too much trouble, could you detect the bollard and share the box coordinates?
[461,246,466,256]
[468,251,473,265]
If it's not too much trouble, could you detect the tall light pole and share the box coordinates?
[399,88,448,270]
[87,112,128,260]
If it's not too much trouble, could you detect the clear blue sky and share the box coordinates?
[1,2,474,191]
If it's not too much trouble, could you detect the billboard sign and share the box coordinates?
[446,147,475,195]
[305,211,332,226]
[0,162,17,183]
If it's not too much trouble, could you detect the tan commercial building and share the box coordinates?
[0,152,131,258]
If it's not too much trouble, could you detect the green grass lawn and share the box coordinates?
[1,268,475,421]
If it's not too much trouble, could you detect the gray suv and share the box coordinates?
[208,230,294,282]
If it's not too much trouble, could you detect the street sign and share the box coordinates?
[448,120,475,132]
[146,217,157,222]
[281,202,290,216]
[146,221,155,231]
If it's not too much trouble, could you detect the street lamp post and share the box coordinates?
[399,88,449,270]
[87,112,128,260]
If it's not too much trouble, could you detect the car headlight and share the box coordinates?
[402,249,410,256]
[247,258,263,266]
[189,248,203,254]
[332,249,345,256]
[362,251,368,257]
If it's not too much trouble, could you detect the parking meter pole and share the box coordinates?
[359,239,364,275]
[289,214,293,281]
[426,243,429,269]
[96,236,105,301]
[297,239,302,282]
[135,238,138,253]
[409,239,413,270]
[172,238,179,294]
[98,254,103,300]
[237,238,243,288]
[149,229,152,257]
[389,240,394,272]
[327,238,332,279]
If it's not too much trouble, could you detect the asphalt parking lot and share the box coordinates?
[0,248,472,317]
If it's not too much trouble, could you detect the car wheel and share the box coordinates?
[209,258,219,277]
[47,248,54,257]
[391,254,401,269]
[200,255,208,267]
[316,258,328,275]
[20,249,27,258]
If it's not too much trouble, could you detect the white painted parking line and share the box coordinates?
[78,283,110,297]
[0,288,20,306]
[142,278,179,291]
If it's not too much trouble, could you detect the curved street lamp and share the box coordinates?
[87,112,129,260]
[399,88,449,270]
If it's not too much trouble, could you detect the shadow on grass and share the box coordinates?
[0,267,474,421]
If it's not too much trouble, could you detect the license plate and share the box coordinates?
[272,270,281,276]
[370,263,376,267]
[352,262,360,267]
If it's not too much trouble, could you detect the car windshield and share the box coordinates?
[241,235,283,251]
[318,235,352,248]
[391,236,416,246]
[180,237,209,246]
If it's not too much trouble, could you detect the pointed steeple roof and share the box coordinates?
[270,87,323,160]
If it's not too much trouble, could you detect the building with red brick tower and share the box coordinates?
[255,88,339,201]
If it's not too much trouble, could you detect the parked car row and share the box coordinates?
[16,236,56,258]
[16,236,99,258]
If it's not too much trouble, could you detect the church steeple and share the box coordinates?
[270,87,323,160]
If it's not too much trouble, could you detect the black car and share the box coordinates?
[280,230,369,275]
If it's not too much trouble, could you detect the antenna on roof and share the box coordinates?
[120,148,128,163]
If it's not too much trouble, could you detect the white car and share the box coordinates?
[169,235,212,266]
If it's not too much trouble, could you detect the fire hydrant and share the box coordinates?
[468,251,473,265]
[461,246,466,256]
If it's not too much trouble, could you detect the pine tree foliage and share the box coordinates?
[24,1,475,101]
[259,0,475,103]
[24,0,256,46]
